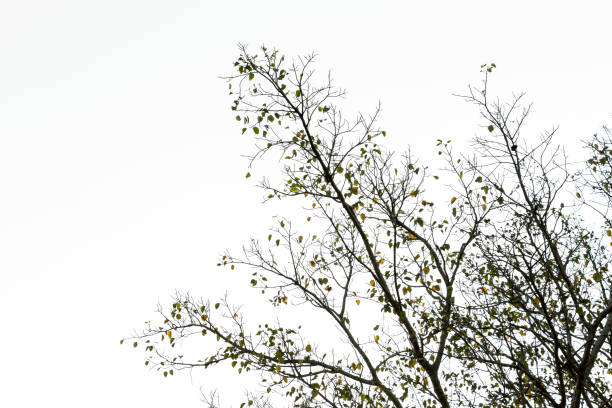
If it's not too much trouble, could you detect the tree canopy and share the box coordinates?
[124,46,612,408]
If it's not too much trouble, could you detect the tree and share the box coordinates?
[124,46,612,408]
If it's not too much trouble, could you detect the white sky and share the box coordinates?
[1,1,611,407]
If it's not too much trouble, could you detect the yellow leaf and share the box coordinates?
[409,233,415,239]
[307,217,311,221]
[275,366,281,373]
[356,299,361,305]
[607,230,611,237]
[298,236,303,243]
[423,266,430,274]
[305,344,312,352]
[450,197,457,204]
[375,335,380,342]
[360,213,366,222]
[167,330,172,339]
[379,258,385,265]
[459,171,463,179]
[410,190,418,197]
[370,280,375,286]
[482,204,487,210]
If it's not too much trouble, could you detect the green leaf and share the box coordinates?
[295,90,302,97]
[215,303,220,309]
[253,127,260,134]
[488,125,494,132]
[246,172,251,178]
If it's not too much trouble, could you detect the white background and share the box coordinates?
[1,1,611,407]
